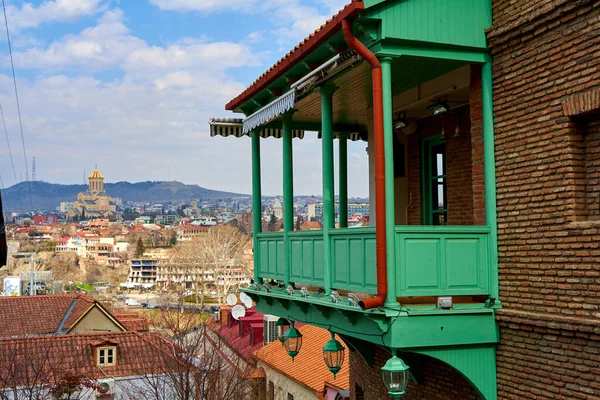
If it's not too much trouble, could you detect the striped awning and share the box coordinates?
[242,89,296,134]
[209,118,305,139]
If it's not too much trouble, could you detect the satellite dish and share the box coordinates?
[231,305,246,320]
[98,382,110,394]
[240,292,253,308]
[226,294,237,306]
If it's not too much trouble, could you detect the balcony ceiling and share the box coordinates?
[291,56,469,127]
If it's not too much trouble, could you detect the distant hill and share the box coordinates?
[1,181,248,212]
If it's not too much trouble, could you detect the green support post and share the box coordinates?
[282,112,294,287]
[319,86,335,293]
[251,130,262,284]
[381,57,399,308]
[482,61,500,304]
[338,132,348,229]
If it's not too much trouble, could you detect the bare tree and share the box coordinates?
[120,299,258,400]
[166,237,207,305]
[195,226,251,305]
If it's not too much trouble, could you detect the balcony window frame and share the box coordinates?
[420,134,448,225]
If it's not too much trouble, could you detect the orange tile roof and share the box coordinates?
[253,324,349,396]
[225,1,364,111]
[0,331,196,388]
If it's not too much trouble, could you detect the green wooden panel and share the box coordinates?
[331,229,377,294]
[361,0,491,49]
[257,235,285,281]
[446,238,483,289]
[401,239,441,291]
[395,227,490,296]
[288,232,325,286]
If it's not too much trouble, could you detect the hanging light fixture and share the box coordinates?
[439,115,447,140]
[322,331,345,379]
[282,321,303,361]
[381,351,410,399]
[426,101,450,116]
[276,317,290,343]
[393,112,409,130]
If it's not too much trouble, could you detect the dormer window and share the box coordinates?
[97,346,116,367]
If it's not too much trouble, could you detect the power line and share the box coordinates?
[2,0,32,210]
[0,102,23,211]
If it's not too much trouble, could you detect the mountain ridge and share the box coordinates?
[1,180,248,212]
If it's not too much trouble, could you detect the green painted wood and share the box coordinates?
[257,226,490,295]
[251,130,262,284]
[396,227,490,296]
[338,132,348,229]
[282,112,294,285]
[257,234,286,281]
[412,345,497,400]
[361,0,492,49]
[482,62,500,304]
[376,41,489,64]
[320,86,336,293]
[245,287,498,348]
[289,231,325,286]
[381,57,399,308]
[330,228,377,294]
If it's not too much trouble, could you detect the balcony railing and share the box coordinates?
[256,226,491,297]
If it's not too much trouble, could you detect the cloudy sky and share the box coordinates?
[0,0,369,197]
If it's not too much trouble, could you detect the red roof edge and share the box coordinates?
[225,1,364,112]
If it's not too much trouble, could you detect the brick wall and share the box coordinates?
[496,310,600,399]
[488,0,600,398]
[349,346,482,400]
[406,95,484,226]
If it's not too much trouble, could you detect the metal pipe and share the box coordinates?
[342,19,387,310]
[291,54,341,90]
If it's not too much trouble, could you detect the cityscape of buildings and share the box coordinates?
[0,0,597,399]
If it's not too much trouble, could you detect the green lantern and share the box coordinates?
[381,351,410,399]
[322,331,345,379]
[282,321,303,361]
[276,317,290,343]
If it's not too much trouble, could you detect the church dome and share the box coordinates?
[88,167,104,179]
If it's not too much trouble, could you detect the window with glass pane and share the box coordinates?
[421,138,447,225]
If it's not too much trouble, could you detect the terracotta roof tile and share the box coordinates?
[0,331,196,388]
[0,294,97,337]
[225,1,363,111]
[253,324,349,395]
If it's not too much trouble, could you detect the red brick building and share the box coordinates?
[488,1,600,398]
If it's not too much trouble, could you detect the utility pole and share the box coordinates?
[27,255,40,295]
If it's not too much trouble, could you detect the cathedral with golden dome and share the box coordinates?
[67,167,117,220]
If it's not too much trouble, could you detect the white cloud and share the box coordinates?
[149,0,254,13]
[6,0,104,31]
[0,4,370,198]
[10,9,260,76]
[150,0,349,47]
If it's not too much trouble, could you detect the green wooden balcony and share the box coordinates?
[256,226,491,299]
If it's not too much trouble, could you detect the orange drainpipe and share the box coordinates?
[342,19,387,310]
